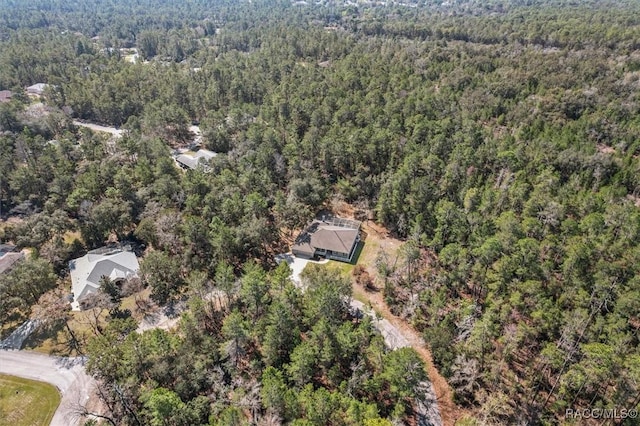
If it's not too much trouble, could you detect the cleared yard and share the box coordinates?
[0,374,60,426]
[22,287,151,355]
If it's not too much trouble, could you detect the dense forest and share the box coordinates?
[1,0,640,424]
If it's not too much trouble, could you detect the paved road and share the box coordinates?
[0,319,39,350]
[0,350,95,426]
[136,301,185,333]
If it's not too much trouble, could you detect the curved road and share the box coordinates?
[0,350,95,426]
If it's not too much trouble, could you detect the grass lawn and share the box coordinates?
[324,224,391,278]
[0,374,60,426]
[62,230,83,245]
[23,287,153,355]
[120,287,152,316]
[324,231,382,275]
[22,309,94,356]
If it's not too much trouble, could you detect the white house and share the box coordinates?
[26,83,50,97]
[173,148,217,170]
[0,244,24,275]
[69,246,140,310]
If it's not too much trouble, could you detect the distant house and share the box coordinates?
[69,246,140,310]
[26,83,50,97]
[0,244,24,275]
[0,90,13,103]
[174,148,217,170]
[292,217,361,262]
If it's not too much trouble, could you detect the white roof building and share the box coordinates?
[69,246,140,310]
[26,83,50,97]
[174,148,217,170]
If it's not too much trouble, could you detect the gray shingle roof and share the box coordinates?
[292,218,361,256]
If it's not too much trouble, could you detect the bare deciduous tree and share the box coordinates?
[32,286,82,354]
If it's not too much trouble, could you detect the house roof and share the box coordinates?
[26,83,49,95]
[292,218,361,255]
[0,251,23,275]
[69,247,139,308]
[175,154,200,169]
[174,149,217,170]
[0,244,17,256]
[0,90,13,103]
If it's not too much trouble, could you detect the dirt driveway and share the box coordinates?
[73,120,123,137]
[353,220,465,425]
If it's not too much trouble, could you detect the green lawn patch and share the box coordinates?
[0,374,60,426]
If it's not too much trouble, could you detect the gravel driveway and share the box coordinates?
[350,300,442,426]
[274,252,329,287]
[73,120,123,137]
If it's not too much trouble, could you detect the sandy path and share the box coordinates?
[354,221,465,426]
[136,307,182,333]
[353,283,462,425]
[0,350,96,426]
[73,120,123,138]
[351,299,442,426]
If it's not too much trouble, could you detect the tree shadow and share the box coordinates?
[21,321,65,351]
[0,310,28,340]
[346,241,365,265]
[55,355,86,369]
[21,320,84,356]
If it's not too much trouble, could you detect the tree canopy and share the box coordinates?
[1,0,640,423]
